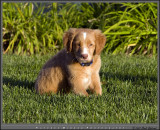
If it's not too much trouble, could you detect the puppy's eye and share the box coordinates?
[89,44,93,47]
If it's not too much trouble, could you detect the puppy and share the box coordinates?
[35,28,106,96]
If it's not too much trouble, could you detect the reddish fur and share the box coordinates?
[35,28,106,96]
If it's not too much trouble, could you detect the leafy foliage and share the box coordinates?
[103,3,158,55]
[2,2,158,55]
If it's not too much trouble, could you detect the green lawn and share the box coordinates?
[2,53,158,123]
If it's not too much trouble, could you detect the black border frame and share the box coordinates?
[1,0,159,129]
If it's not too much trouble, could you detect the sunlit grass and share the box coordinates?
[2,53,157,123]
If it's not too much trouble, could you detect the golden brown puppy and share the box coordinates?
[35,28,106,96]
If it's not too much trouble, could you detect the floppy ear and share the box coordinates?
[63,28,76,52]
[94,29,106,55]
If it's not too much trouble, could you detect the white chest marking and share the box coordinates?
[83,77,90,89]
[83,78,89,84]
[83,32,86,40]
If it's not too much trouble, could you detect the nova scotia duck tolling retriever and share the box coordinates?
[35,28,106,96]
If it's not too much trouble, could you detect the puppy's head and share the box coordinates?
[63,28,106,64]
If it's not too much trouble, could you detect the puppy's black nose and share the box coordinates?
[81,54,88,59]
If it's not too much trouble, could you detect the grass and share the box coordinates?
[2,53,157,123]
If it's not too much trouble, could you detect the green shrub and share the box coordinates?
[2,2,158,55]
[103,3,157,55]
[3,3,81,55]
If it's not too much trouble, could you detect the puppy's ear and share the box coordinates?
[63,28,76,52]
[94,29,106,55]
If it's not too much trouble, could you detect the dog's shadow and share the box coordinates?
[100,71,157,86]
[3,71,157,93]
[3,76,35,90]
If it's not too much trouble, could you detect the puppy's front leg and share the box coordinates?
[69,78,89,96]
[91,73,102,96]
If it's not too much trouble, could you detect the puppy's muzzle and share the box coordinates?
[81,54,88,59]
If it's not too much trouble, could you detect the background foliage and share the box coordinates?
[3,2,158,55]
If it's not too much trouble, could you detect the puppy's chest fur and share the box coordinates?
[81,70,92,89]
[68,65,92,90]
[66,52,100,89]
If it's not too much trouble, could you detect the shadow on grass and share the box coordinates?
[3,72,157,91]
[100,71,157,85]
[3,76,35,90]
